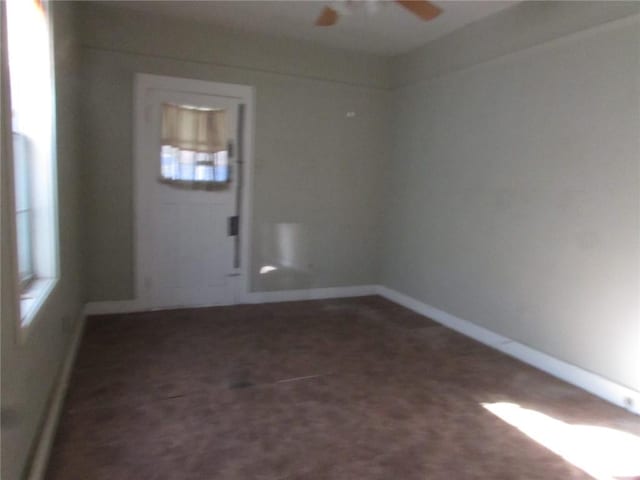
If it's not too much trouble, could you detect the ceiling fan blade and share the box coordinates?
[395,0,442,21]
[315,6,339,26]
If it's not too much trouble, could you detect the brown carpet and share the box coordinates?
[46,296,640,479]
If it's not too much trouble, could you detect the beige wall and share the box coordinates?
[1,3,84,479]
[382,6,640,391]
[2,3,640,478]
[392,1,640,88]
[79,4,390,301]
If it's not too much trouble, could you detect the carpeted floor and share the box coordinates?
[46,296,640,479]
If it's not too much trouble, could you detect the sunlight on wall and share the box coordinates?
[482,402,640,480]
[257,222,312,289]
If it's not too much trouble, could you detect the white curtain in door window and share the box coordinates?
[160,103,230,185]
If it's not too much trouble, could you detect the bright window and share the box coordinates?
[6,0,58,326]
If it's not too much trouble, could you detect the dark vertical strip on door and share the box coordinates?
[233,103,245,269]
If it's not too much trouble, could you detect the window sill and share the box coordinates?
[20,278,57,337]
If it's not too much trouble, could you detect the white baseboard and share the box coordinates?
[376,285,640,416]
[26,311,86,480]
[83,299,141,316]
[243,285,378,304]
[84,286,379,315]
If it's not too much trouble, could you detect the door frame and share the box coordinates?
[133,73,255,309]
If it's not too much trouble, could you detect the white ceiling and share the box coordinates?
[104,1,518,56]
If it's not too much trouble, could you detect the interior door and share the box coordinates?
[139,88,240,309]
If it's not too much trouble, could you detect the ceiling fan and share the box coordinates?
[315,0,442,26]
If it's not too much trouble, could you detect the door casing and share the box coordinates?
[133,73,255,309]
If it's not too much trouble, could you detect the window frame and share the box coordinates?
[5,0,60,336]
[13,131,36,291]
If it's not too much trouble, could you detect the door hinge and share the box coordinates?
[228,216,239,236]
[227,141,234,158]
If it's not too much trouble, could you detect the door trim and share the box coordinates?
[133,73,255,308]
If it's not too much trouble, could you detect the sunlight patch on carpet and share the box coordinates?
[482,402,640,480]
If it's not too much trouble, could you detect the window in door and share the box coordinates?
[159,103,230,186]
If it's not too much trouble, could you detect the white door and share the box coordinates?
[137,87,241,309]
